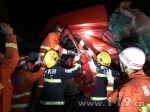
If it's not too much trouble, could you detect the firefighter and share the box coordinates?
[0,23,19,112]
[39,23,68,62]
[11,55,46,112]
[33,56,45,99]
[40,50,81,112]
[109,47,150,112]
[90,52,115,112]
[35,23,68,110]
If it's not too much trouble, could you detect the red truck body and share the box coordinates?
[40,4,119,97]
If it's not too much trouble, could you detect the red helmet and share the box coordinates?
[17,55,30,69]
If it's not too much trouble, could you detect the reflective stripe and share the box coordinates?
[96,73,106,77]
[40,45,50,50]
[54,45,59,50]
[107,76,114,80]
[6,43,17,49]
[66,63,81,72]
[107,87,114,91]
[11,103,29,109]
[90,97,107,101]
[37,85,43,88]
[140,103,150,112]
[39,53,45,56]
[12,92,31,98]
[20,57,26,59]
[41,101,65,105]
[40,67,45,70]
[44,78,61,83]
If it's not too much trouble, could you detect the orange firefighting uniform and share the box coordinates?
[0,34,19,112]
[39,32,63,61]
[35,76,44,98]
[109,70,150,112]
[11,64,46,112]
[30,64,43,99]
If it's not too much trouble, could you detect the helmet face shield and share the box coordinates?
[44,50,60,68]
[96,52,111,67]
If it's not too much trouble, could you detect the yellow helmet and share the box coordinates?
[44,50,60,68]
[96,52,111,67]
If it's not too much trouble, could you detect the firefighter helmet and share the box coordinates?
[96,52,111,67]
[119,47,146,70]
[44,50,60,68]
[54,23,64,33]
[17,55,30,69]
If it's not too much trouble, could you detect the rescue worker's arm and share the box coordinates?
[30,63,37,70]
[119,85,141,112]
[0,23,19,80]
[35,76,44,98]
[49,33,63,51]
[24,64,46,82]
[108,89,118,104]
[60,60,81,79]
[108,83,125,104]
[106,69,115,96]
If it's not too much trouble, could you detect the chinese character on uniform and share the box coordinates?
[52,69,57,74]
[142,86,150,96]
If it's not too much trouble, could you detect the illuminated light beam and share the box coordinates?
[82,30,94,35]
[78,23,89,27]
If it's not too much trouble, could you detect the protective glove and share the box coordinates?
[67,50,75,55]
[74,55,80,61]
[67,50,82,57]
[61,49,67,54]
[106,69,115,84]
[35,56,42,65]
[42,60,45,65]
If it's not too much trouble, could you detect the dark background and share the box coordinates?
[3,0,150,35]
[0,0,150,53]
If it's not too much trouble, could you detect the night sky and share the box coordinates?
[3,0,150,34]
[0,0,150,53]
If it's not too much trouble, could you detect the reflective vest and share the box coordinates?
[11,92,31,109]
[90,73,107,101]
[91,64,114,101]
